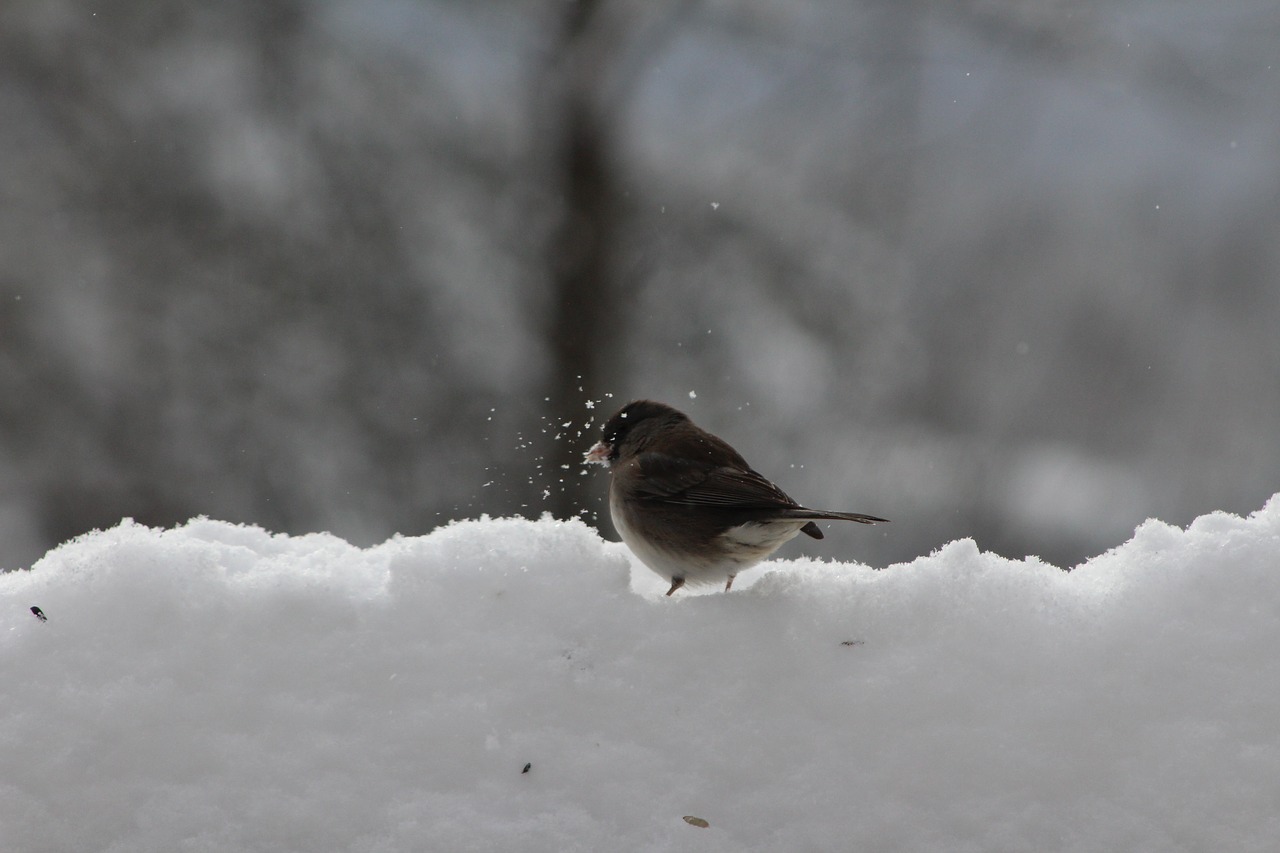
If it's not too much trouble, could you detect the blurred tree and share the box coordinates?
[537,0,625,524]
[1,0,1277,573]
[536,0,699,525]
[0,0,548,553]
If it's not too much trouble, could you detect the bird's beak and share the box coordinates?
[584,441,612,466]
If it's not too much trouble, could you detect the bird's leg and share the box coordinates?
[724,574,736,592]
[665,577,685,596]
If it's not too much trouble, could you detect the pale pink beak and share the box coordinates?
[584,441,612,466]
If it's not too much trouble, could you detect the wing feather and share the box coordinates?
[630,452,802,509]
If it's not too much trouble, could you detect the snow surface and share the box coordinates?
[4,499,1280,852]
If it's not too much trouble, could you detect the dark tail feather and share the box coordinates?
[789,509,889,539]
[800,521,824,539]
[790,508,888,524]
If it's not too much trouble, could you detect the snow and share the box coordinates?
[4,499,1280,852]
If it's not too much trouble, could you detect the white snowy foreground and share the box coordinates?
[3,500,1279,853]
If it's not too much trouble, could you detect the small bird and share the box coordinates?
[30,606,47,622]
[585,400,887,595]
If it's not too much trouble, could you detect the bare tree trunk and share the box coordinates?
[538,0,625,523]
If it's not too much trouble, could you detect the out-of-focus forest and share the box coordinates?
[2,0,1277,571]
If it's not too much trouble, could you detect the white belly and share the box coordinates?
[610,490,805,587]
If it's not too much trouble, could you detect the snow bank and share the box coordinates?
[3,499,1279,852]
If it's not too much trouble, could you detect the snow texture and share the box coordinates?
[4,499,1280,852]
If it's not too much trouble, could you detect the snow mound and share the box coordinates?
[4,500,1280,852]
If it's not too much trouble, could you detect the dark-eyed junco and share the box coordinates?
[585,400,887,595]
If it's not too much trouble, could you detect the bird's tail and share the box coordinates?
[781,509,887,540]
[784,508,889,525]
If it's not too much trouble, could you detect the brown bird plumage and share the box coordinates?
[586,400,887,595]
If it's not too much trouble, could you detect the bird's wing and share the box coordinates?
[630,452,801,509]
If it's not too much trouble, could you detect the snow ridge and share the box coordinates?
[3,499,1279,852]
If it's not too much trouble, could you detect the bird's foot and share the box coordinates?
[665,577,685,596]
[724,575,736,592]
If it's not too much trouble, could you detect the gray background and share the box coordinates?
[3,0,1277,570]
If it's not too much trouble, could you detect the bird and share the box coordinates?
[585,400,887,595]
[30,606,47,622]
